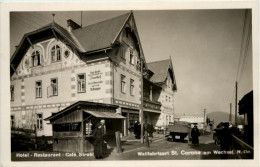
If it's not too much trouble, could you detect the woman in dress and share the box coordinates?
[93,123,104,159]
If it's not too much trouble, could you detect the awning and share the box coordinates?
[84,110,125,119]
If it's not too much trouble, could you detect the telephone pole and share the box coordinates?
[203,109,206,133]
[140,59,144,143]
[229,103,232,122]
[235,82,238,126]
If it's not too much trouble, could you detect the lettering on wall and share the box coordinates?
[87,70,104,91]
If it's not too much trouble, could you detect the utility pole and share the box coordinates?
[235,82,238,126]
[229,103,232,122]
[140,59,144,143]
[203,109,206,133]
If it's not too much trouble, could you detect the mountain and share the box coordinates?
[207,111,236,127]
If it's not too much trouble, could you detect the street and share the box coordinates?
[106,133,227,160]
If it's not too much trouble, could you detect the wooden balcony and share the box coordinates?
[143,97,161,112]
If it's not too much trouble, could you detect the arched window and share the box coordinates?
[32,51,41,67]
[51,45,61,63]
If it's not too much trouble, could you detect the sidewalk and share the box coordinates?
[106,133,165,157]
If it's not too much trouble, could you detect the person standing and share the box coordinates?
[147,122,154,143]
[191,125,200,146]
[219,123,231,159]
[100,119,107,155]
[93,123,104,159]
[136,121,141,139]
[134,121,138,138]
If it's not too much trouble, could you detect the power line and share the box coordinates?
[235,10,248,82]
[238,16,252,83]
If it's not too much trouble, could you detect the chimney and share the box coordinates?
[67,19,81,32]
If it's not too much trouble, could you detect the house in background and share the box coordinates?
[176,115,206,129]
[10,12,177,137]
[146,59,177,127]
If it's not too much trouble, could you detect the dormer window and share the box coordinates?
[32,51,41,67]
[51,45,61,63]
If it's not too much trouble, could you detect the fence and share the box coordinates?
[231,134,253,159]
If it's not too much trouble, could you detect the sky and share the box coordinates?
[10,10,253,118]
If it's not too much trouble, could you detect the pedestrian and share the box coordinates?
[136,121,141,139]
[147,122,154,143]
[100,119,107,155]
[134,121,138,138]
[219,122,231,159]
[191,125,200,146]
[93,123,104,159]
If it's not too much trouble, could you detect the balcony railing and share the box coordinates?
[143,97,161,111]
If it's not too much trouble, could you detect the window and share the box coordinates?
[130,50,134,65]
[169,97,171,102]
[121,75,126,93]
[130,79,135,96]
[48,78,58,96]
[77,74,86,93]
[35,81,42,98]
[121,46,126,60]
[32,51,41,67]
[36,113,43,130]
[11,115,15,128]
[53,123,81,132]
[166,95,167,102]
[51,45,61,62]
[10,85,14,101]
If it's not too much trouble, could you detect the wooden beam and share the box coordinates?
[10,64,18,75]
[52,29,59,41]
[26,37,34,49]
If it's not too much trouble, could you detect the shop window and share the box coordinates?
[77,74,86,93]
[53,123,81,132]
[70,123,81,131]
[32,51,41,67]
[48,78,58,97]
[36,113,43,130]
[130,50,134,65]
[10,85,14,101]
[130,79,135,96]
[121,75,126,93]
[11,115,15,128]
[51,45,61,63]
[35,81,42,98]
[85,121,93,135]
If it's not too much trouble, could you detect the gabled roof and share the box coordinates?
[45,101,119,121]
[72,12,131,53]
[147,59,177,91]
[10,22,85,75]
[11,12,138,76]
[147,59,171,83]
